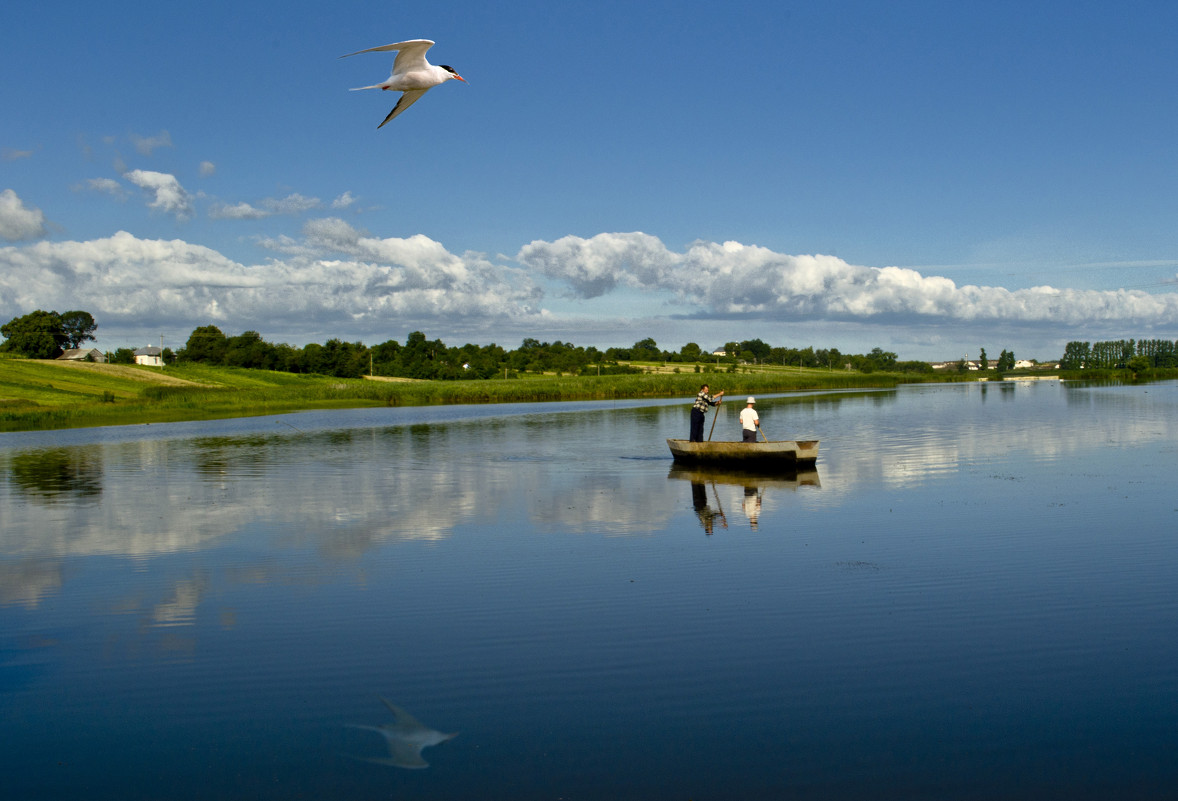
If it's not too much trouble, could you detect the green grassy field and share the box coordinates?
[0,356,942,433]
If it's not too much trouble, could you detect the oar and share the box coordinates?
[707,400,721,441]
[758,425,769,442]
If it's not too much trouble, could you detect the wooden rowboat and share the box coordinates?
[666,438,819,466]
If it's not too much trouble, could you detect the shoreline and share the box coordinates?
[0,357,1156,434]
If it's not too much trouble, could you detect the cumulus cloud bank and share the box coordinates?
[0,218,541,336]
[518,232,1178,327]
[3,201,1177,351]
[0,189,48,242]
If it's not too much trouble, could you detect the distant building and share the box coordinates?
[58,348,106,363]
[134,346,164,367]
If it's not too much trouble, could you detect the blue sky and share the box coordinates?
[3,0,1178,360]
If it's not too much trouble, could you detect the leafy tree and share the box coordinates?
[979,348,988,370]
[829,348,844,369]
[224,331,276,369]
[815,348,844,370]
[1060,341,1090,370]
[182,326,229,363]
[109,347,136,364]
[1,310,68,358]
[1127,355,1151,374]
[679,342,702,361]
[739,338,771,361]
[631,337,660,360]
[60,311,98,349]
[864,347,897,371]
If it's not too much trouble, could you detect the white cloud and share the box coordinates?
[0,189,49,242]
[518,233,1178,328]
[517,232,674,298]
[2,211,1176,356]
[208,201,268,220]
[262,193,321,215]
[0,222,543,339]
[131,130,174,156]
[199,161,216,177]
[80,178,127,199]
[208,193,322,220]
[124,170,193,219]
[2,148,34,161]
[332,191,356,209]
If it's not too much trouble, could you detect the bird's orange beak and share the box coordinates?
[454,73,468,83]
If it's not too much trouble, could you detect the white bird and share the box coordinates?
[345,697,458,769]
[340,39,466,128]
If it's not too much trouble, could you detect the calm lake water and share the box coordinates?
[2,380,1176,800]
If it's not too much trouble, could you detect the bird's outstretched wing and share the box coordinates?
[378,89,427,128]
[339,39,435,75]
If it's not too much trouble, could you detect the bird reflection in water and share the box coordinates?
[671,464,820,534]
[346,697,457,769]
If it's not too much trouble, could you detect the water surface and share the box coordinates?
[2,381,1176,799]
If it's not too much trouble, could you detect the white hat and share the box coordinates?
[746,396,756,404]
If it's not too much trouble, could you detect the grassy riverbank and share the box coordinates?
[0,356,951,433]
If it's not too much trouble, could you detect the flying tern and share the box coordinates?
[340,39,466,128]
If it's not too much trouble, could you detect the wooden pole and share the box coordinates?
[707,401,721,441]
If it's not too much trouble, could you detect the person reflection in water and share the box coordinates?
[689,384,724,442]
[743,486,762,530]
[691,482,727,535]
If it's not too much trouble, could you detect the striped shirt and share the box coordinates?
[693,390,720,413]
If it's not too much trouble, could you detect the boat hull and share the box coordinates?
[666,438,819,466]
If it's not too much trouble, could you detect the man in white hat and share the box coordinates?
[739,396,760,442]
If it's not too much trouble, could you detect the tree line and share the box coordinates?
[1059,339,1178,371]
[1,308,935,379]
[163,328,934,379]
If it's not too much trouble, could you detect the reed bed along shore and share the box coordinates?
[0,357,948,433]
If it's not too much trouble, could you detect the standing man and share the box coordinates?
[689,384,724,442]
[739,396,760,442]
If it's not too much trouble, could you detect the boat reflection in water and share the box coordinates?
[668,463,820,534]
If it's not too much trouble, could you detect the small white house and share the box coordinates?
[134,346,164,367]
[58,348,106,363]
